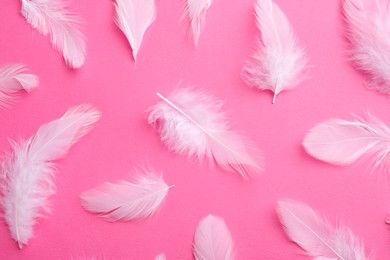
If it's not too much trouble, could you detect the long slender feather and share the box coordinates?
[147,88,263,179]
[241,0,308,103]
[80,169,173,222]
[184,0,212,47]
[343,0,390,94]
[114,0,156,62]
[193,215,235,260]
[21,0,86,68]
[303,114,390,174]
[0,104,101,248]
[0,64,38,109]
[277,200,369,260]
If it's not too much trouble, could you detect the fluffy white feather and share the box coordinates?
[194,215,235,260]
[147,88,263,179]
[114,0,156,62]
[242,0,308,103]
[21,0,86,68]
[184,0,212,47]
[0,104,101,248]
[277,200,369,260]
[80,169,173,222]
[154,253,166,260]
[0,64,38,109]
[343,0,390,94]
[303,114,390,173]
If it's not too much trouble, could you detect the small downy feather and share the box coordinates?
[277,200,369,260]
[193,215,235,260]
[0,64,38,109]
[0,104,101,248]
[21,0,86,68]
[80,169,173,222]
[147,88,263,179]
[303,114,390,174]
[114,0,156,62]
[241,0,308,103]
[184,0,212,47]
[154,253,166,260]
[343,0,390,94]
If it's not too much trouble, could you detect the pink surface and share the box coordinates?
[1,0,390,259]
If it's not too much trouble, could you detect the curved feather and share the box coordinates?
[0,104,101,248]
[0,64,38,109]
[21,0,86,68]
[80,169,173,222]
[185,0,212,47]
[277,200,369,260]
[242,0,308,103]
[147,88,263,179]
[114,0,156,62]
[193,215,235,260]
[343,0,390,94]
[303,114,390,173]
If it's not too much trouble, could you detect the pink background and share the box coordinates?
[1,0,390,259]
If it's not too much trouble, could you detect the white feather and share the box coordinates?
[114,0,156,62]
[21,0,86,68]
[147,88,263,179]
[184,0,212,47]
[242,0,308,103]
[303,114,390,174]
[80,169,173,222]
[194,215,235,260]
[0,64,38,109]
[0,104,101,248]
[154,253,166,260]
[343,0,390,94]
[277,200,369,260]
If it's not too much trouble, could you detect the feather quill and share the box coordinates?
[184,0,212,47]
[80,169,173,222]
[155,253,166,260]
[193,215,235,260]
[147,88,263,179]
[0,64,38,109]
[343,0,390,94]
[114,0,156,62]
[21,0,86,68]
[277,200,369,260]
[241,0,308,103]
[0,104,101,248]
[303,114,390,173]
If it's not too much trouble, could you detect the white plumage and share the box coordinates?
[184,0,212,47]
[114,0,156,62]
[147,88,263,179]
[303,114,390,174]
[21,0,86,68]
[154,253,166,260]
[0,104,101,248]
[0,64,38,109]
[343,0,390,94]
[242,0,308,103]
[193,215,235,260]
[80,169,173,222]
[277,200,369,260]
